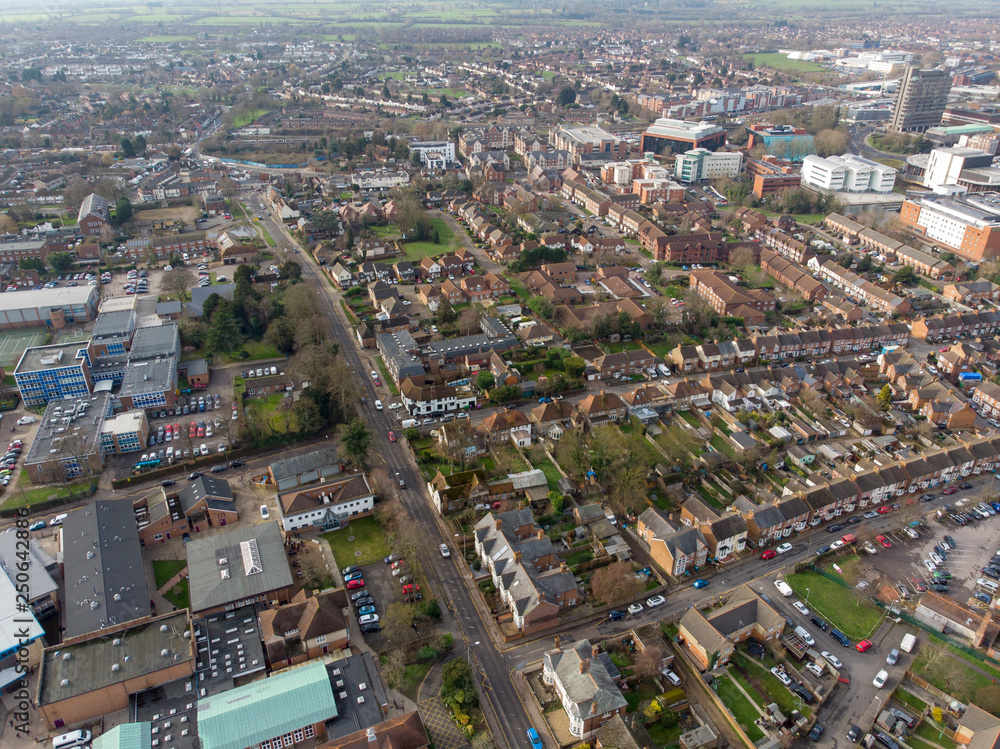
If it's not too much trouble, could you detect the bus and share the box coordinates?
[134,458,161,470]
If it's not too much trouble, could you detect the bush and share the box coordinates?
[416,646,438,661]
[420,599,442,620]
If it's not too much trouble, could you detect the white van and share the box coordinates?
[50,513,68,527]
[53,729,92,749]
[774,580,793,597]
[794,625,816,646]
[401,419,418,429]
[978,578,1000,593]
[270,366,278,375]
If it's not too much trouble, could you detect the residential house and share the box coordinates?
[542,640,628,739]
[576,390,627,426]
[677,585,785,670]
[258,588,349,670]
[637,508,709,576]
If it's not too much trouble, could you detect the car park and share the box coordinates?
[877,535,891,548]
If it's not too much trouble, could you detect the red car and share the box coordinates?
[878,506,891,514]
[346,578,366,590]
[401,583,421,594]
[943,487,958,495]
[856,639,873,653]
[939,348,949,353]
[189,422,197,437]
[760,550,777,560]
[388,431,397,442]
[876,535,891,548]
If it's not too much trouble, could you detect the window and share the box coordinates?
[315,634,326,644]
[303,726,315,739]
[283,734,294,747]
[293,730,303,743]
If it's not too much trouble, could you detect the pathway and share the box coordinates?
[416,656,470,749]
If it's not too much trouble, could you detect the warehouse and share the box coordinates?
[0,285,98,329]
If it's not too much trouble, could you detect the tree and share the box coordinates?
[590,561,644,605]
[436,298,457,325]
[476,371,495,390]
[120,137,135,158]
[48,252,74,272]
[382,648,406,690]
[876,384,893,412]
[342,418,373,468]
[206,301,240,353]
[893,266,915,285]
[457,308,481,337]
[563,356,586,380]
[18,257,45,273]
[382,600,418,643]
[440,658,478,709]
[0,214,17,234]
[161,269,195,301]
[278,261,302,280]
[557,87,577,107]
[631,646,664,681]
[112,197,133,227]
[489,384,521,404]
[528,296,554,320]
[265,316,297,355]
[728,246,758,276]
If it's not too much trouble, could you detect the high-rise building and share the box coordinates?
[889,67,951,133]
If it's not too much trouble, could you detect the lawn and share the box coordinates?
[714,676,765,742]
[564,549,593,567]
[646,720,683,747]
[258,225,276,247]
[164,577,189,609]
[916,721,957,749]
[623,679,660,713]
[323,516,391,568]
[678,411,701,428]
[531,457,562,491]
[220,339,282,364]
[912,637,1000,703]
[892,687,928,714]
[375,356,400,396]
[734,653,811,718]
[742,52,827,74]
[784,570,884,639]
[400,662,431,700]
[153,560,186,589]
[245,392,297,433]
[400,218,458,262]
[1,481,94,510]
[710,433,735,459]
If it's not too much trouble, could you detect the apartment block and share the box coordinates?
[898,193,1000,263]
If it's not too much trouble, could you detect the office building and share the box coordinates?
[0,284,99,330]
[674,148,743,183]
[889,67,951,133]
[99,409,149,454]
[640,118,726,155]
[747,124,816,161]
[922,146,1000,193]
[801,154,897,193]
[549,125,627,163]
[14,342,94,406]
[408,140,457,166]
[899,193,1000,262]
[23,393,112,483]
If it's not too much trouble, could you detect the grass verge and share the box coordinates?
[323,516,391,568]
[153,560,186,589]
[784,570,884,639]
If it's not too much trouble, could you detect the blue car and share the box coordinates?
[693,579,709,589]
[527,728,543,749]
[344,570,364,582]
[358,605,376,616]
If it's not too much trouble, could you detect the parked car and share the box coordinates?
[776,542,793,554]
[873,669,889,688]
[646,595,666,607]
[856,639,873,653]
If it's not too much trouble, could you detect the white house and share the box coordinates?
[399,380,476,415]
[276,474,375,532]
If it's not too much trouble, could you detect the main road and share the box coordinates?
[248,193,539,749]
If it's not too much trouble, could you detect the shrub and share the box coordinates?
[416,646,438,661]
[420,599,442,619]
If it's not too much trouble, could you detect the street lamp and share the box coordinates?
[805,587,810,604]
[455,532,465,560]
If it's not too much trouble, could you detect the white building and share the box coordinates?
[801,154,897,193]
[350,170,411,190]
[923,146,997,191]
[673,148,743,183]
[276,473,375,532]
[409,140,457,167]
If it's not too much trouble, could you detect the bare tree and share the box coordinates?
[631,646,664,681]
[161,269,195,301]
[456,307,482,337]
[590,561,644,605]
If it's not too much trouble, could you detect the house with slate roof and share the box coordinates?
[677,585,785,670]
[475,509,579,633]
[542,639,628,738]
[636,508,708,576]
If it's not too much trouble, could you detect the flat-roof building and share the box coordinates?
[640,118,726,155]
[899,192,1000,262]
[23,392,112,483]
[0,284,99,330]
[801,154,897,194]
[99,409,150,455]
[119,355,177,410]
[14,342,94,406]
[549,125,628,162]
[674,148,743,183]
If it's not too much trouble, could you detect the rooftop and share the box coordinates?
[0,284,95,313]
[193,606,266,695]
[100,409,146,437]
[92,309,136,340]
[643,118,725,140]
[14,342,89,374]
[120,356,177,398]
[129,322,180,361]
[24,392,110,471]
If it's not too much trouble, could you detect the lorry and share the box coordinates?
[900,633,917,653]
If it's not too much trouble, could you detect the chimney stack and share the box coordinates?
[579,657,590,674]
[495,518,503,530]
[514,550,522,563]
[554,635,561,651]
[537,529,546,540]
[591,643,600,658]
[560,562,569,573]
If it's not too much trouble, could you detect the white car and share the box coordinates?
[929,552,943,567]
[370,370,378,379]
[16,416,35,425]
[805,662,825,677]
[389,402,402,410]
[164,265,173,271]
[873,669,889,689]
[375,400,383,410]
[646,595,666,608]
[359,613,380,625]
[260,505,270,519]
[793,601,810,616]
[439,543,451,558]
[830,540,845,550]
[923,559,936,572]
[821,651,843,669]
[627,603,643,615]
[770,667,792,686]
[776,542,793,554]
[904,528,919,539]
[199,443,209,456]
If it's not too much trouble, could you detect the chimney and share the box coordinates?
[495,518,503,530]
[591,643,600,658]
[554,634,561,651]
[514,550,522,563]
[537,529,546,540]
[560,562,569,573]
[579,657,590,674]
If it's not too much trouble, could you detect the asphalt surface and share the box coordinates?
[248,193,539,749]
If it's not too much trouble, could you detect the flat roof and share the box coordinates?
[62,497,152,638]
[99,295,139,314]
[186,521,293,613]
[0,528,58,604]
[92,723,153,749]
[92,310,136,339]
[643,118,725,140]
[326,652,389,739]
[0,564,44,658]
[557,125,622,145]
[24,392,110,469]
[101,409,146,437]
[129,322,180,361]
[0,284,95,313]
[37,611,192,707]
[120,356,177,397]
[14,342,88,374]
[193,606,266,696]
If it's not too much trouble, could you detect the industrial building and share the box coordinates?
[889,66,952,133]
[0,284,99,330]
[640,118,726,155]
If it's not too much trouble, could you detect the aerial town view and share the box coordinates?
[4,1,1000,749]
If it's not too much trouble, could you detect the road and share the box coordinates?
[249,193,538,749]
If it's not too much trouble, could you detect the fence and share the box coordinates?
[874,600,1000,673]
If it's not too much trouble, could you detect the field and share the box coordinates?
[322,516,391,568]
[401,217,458,261]
[742,53,827,74]
[784,569,884,639]
[0,327,47,368]
[232,109,271,128]
[133,205,200,224]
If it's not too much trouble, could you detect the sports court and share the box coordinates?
[0,328,47,368]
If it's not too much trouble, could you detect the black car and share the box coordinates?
[975,592,993,604]
[210,464,227,473]
[934,545,948,560]
[929,583,949,592]
[944,534,957,548]
[982,566,1000,580]
[790,683,815,704]
[920,493,935,502]
[229,459,245,468]
[188,471,203,480]
[160,479,176,487]
[342,565,360,576]
[960,483,974,490]
[875,732,900,749]
[360,622,381,634]
[809,724,825,742]
[826,524,844,533]
[847,725,863,743]
[350,589,369,601]
[846,516,861,525]
[353,596,374,608]
[609,610,626,621]
[810,615,828,631]
[816,545,832,556]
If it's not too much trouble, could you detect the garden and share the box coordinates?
[784,568,884,640]
[322,515,391,567]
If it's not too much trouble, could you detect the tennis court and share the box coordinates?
[0,328,47,368]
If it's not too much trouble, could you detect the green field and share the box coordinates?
[164,577,190,609]
[322,516,391,568]
[138,35,197,42]
[401,217,458,261]
[785,570,884,639]
[420,88,470,99]
[153,559,187,588]
[742,53,827,74]
[233,109,271,128]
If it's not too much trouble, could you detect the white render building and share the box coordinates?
[801,154,897,193]
[673,148,743,183]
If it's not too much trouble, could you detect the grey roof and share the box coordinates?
[188,283,236,317]
[24,392,110,470]
[0,528,58,602]
[14,341,89,375]
[92,309,135,339]
[480,316,514,338]
[186,358,209,377]
[63,500,152,638]
[186,521,293,613]
[543,640,627,723]
[0,284,96,314]
[78,192,110,220]
[180,476,235,514]
[269,445,340,482]
[377,331,425,381]
[157,300,183,316]
[664,526,707,558]
[129,322,181,361]
[425,332,519,360]
[709,514,748,540]
[120,355,177,398]
[749,504,785,529]
[638,507,676,539]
